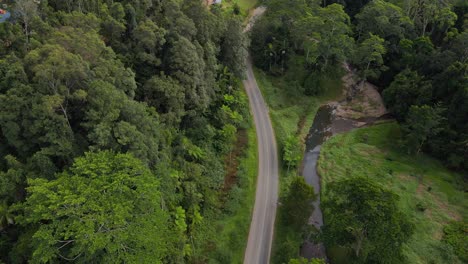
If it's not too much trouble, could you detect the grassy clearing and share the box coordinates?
[197,124,258,264]
[318,122,467,263]
[253,61,344,263]
[221,0,258,18]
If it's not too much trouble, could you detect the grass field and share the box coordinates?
[253,62,344,263]
[318,122,467,263]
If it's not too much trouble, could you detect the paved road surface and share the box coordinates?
[243,58,279,264]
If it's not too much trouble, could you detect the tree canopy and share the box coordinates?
[0,0,250,262]
[323,177,414,263]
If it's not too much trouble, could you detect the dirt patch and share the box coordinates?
[332,70,387,120]
[222,129,248,193]
[397,173,413,181]
[416,182,426,196]
[244,6,266,32]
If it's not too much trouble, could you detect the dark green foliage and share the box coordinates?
[349,0,468,171]
[303,72,324,95]
[442,221,468,262]
[401,105,444,154]
[251,0,353,92]
[283,135,303,170]
[0,0,249,262]
[281,177,316,232]
[322,177,414,263]
[15,151,171,263]
[275,176,316,263]
[221,18,248,78]
[382,69,432,120]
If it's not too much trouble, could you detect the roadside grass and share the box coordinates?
[196,124,258,263]
[318,122,467,264]
[253,60,344,263]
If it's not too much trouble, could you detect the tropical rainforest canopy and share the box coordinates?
[0,0,248,262]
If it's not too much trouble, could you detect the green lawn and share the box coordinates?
[318,122,467,263]
[253,62,344,263]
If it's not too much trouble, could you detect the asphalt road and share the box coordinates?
[243,58,279,264]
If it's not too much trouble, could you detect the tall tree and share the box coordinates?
[352,33,387,83]
[313,4,354,70]
[15,151,171,263]
[13,0,38,45]
[281,177,316,232]
[355,0,414,45]
[382,69,432,120]
[221,18,247,78]
[402,105,444,154]
[323,177,414,263]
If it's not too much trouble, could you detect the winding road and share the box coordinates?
[242,57,279,263]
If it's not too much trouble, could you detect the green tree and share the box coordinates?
[25,44,89,131]
[356,0,414,43]
[13,0,38,45]
[352,33,387,83]
[402,105,444,154]
[281,177,316,232]
[283,135,302,172]
[382,69,432,120]
[221,18,247,78]
[442,221,468,262]
[142,75,185,125]
[323,177,414,263]
[133,19,166,77]
[312,4,354,71]
[167,36,209,112]
[15,151,171,263]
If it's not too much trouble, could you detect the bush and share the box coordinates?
[304,72,325,96]
[442,221,468,262]
[416,202,427,212]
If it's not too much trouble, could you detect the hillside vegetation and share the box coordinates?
[0,0,253,262]
[250,0,467,262]
[318,123,467,263]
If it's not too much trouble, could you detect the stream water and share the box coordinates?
[299,105,334,259]
[299,104,391,259]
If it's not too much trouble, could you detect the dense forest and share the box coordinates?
[252,0,467,172]
[0,0,250,262]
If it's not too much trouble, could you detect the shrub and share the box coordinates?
[416,202,427,212]
[442,221,468,262]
